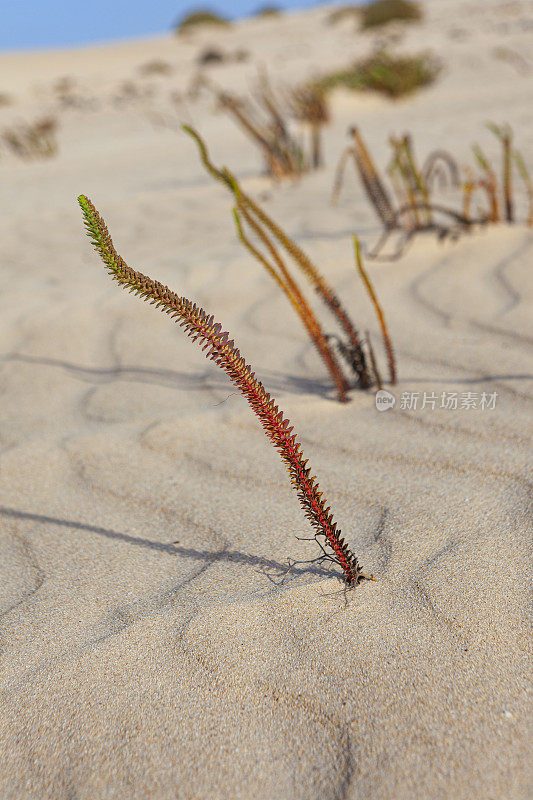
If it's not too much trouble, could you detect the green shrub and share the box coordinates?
[175,8,229,33]
[361,0,422,29]
[318,51,439,99]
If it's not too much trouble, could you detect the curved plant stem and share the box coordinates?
[183,124,370,389]
[353,237,396,385]
[365,330,383,391]
[233,205,349,402]
[513,149,533,226]
[472,144,500,222]
[78,194,372,586]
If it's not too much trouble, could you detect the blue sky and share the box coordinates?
[1,0,343,51]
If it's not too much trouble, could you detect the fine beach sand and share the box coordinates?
[0,1,532,797]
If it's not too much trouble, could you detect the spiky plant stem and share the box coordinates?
[78,195,371,586]
[349,127,398,231]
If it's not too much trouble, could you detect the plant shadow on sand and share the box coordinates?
[4,353,531,394]
[0,506,339,587]
[2,353,347,400]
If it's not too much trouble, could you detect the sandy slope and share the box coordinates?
[0,1,532,798]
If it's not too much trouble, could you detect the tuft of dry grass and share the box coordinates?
[360,0,422,29]
[285,83,330,169]
[175,8,230,34]
[2,117,58,160]
[318,50,440,99]
[196,72,328,178]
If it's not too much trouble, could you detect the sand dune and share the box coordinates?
[0,1,532,798]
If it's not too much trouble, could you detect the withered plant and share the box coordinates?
[466,124,532,228]
[285,83,330,169]
[2,117,58,160]
[513,149,533,227]
[331,124,532,260]
[332,126,397,233]
[421,150,460,194]
[488,123,513,222]
[78,194,373,588]
[197,72,329,178]
[199,75,304,179]
[469,144,500,223]
[388,134,431,230]
[353,237,396,385]
[332,126,469,258]
[184,125,390,395]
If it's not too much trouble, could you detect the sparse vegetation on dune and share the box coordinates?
[183,125,396,395]
[332,123,532,260]
[360,0,422,29]
[175,8,230,34]
[318,50,440,99]
[1,117,58,160]
[196,72,330,178]
[285,83,329,169]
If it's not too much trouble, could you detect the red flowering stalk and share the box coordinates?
[78,195,372,586]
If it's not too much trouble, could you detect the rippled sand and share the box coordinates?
[1,1,532,798]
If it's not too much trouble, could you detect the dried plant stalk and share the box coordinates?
[200,75,305,178]
[389,135,426,229]
[421,149,460,192]
[233,205,349,402]
[488,123,513,223]
[218,91,295,179]
[472,144,500,222]
[184,124,371,388]
[286,83,329,169]
[513,149,533,227]
[181,125,348,399]
[365,331,383,391]
[462,166,476,221]
[353,237,396,385]
[332,127,397,232]
[401,134,432,226]
[78,194,371,586]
